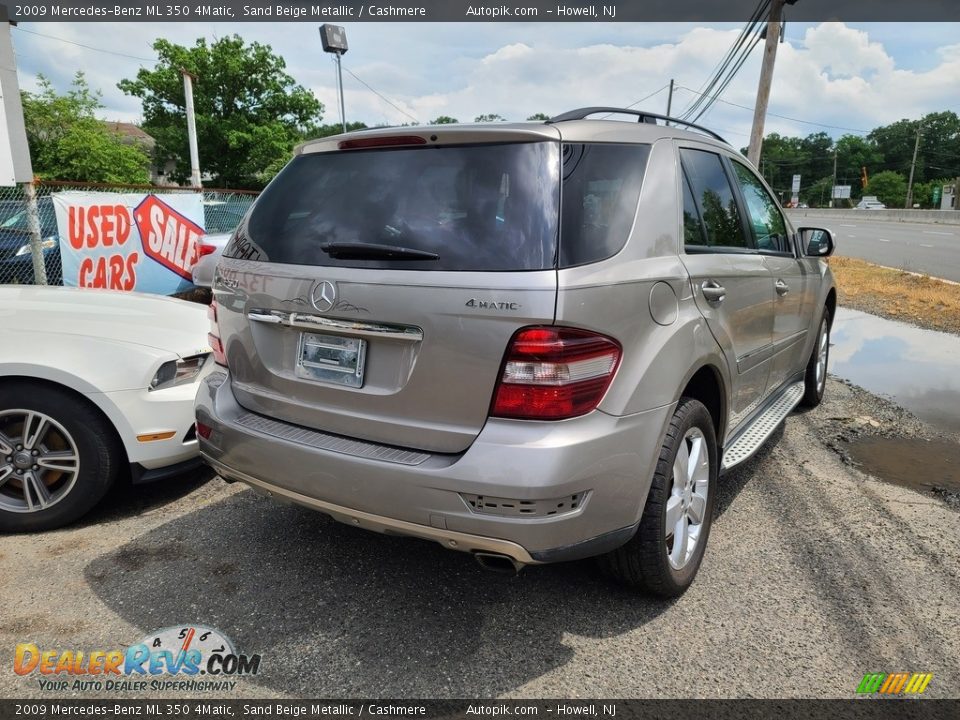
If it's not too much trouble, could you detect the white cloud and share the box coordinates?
[11,21,960,142]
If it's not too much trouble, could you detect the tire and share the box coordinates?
[600,397,718,597]
[800,308,831,408]
[0,383,121,532]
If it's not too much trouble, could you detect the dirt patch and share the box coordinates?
[829,256,960,334]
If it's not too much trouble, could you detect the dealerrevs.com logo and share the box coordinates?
[14,625,261,693]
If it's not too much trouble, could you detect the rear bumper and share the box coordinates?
[196,371,673,564]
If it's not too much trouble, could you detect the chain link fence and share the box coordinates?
[0,181,258,287]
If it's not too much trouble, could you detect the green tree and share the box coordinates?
[21,73,151,183]
[866,170,907,207]
[834,134,882,197]
[429,115,459,124]
[526,112,550,121]
[474,113,506,122]
[119,35,323,189]
[306,121,369,139]
[801,176,834,208]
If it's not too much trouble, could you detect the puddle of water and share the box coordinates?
[845,436,960,491]
[830,307,960,434]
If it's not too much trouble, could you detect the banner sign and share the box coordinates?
[53,192,205,295]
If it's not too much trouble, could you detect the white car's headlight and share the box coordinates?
[15,237,57,256]
[149,354,209,391]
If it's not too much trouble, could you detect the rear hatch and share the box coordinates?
[214,128,562,454]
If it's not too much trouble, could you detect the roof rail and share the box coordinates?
[546,107,728,144]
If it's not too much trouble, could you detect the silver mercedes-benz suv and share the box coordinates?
[196,108,836,596]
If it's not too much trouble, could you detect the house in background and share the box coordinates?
[104,121,215,187]
[102,121,177,186]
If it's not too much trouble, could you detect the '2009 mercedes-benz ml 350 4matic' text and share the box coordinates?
[196,108,836,596]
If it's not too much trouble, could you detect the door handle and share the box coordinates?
[701,280,726,303]
[775,279,790,296]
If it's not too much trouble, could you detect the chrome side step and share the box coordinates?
[722,382,804,472]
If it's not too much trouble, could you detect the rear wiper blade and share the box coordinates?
[319,242,439,261]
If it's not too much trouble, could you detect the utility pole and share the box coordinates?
[747,0,788,166]
[181,69,202,189]
[830,146,838,208]
[666,78,675,119]
[905,122,922,209]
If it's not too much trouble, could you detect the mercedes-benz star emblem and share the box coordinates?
[310,281,337,312]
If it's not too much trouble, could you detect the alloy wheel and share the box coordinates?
[0,410,81,513]
[665,427,710,570]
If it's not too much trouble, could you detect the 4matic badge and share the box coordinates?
[465,298,522,311]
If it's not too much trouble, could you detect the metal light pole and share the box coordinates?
[334,52,346,133]
[319,25,349,133]
[181,68,202,188]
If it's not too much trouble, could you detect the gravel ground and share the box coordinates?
[1,378,957,700]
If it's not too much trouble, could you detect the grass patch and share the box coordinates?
[829,256,960,335]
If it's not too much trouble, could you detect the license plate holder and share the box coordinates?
[296,332,367,388]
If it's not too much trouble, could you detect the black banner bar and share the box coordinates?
[6,0,960,23]
[1,700,959,720]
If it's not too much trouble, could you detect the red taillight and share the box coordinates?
[208,301,227,367]
[491,327,622,420]
[196,421,213,440]
[198,243,217,258]
[338,135,428,150]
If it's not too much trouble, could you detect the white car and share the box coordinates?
[0,286,212,531]
[855,196,886,210]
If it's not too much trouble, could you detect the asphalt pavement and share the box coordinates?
[792,213,960,282]
[1,379,958,699]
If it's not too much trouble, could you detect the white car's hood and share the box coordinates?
[0,286,211,357]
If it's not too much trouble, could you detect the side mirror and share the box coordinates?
[798,227,835,257]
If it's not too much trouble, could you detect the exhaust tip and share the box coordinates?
[474,552,523,575]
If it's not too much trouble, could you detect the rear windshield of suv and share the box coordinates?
[230,142,561,272]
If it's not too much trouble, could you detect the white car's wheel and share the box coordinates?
[0,383,121,532]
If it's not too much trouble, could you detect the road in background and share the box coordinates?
[790,213,960,282]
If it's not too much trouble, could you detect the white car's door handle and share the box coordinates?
[775,279,790,296]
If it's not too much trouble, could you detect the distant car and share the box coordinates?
[191,233,231,288]
[855,196,886,210]
[0,286,212,531]
[0,198,62,285]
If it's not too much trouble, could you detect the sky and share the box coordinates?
[10,21,960,148]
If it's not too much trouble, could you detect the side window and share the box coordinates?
[559,143,651,267]
[682,171,707,247]
[731,161,791,253]
[679,149,750,250]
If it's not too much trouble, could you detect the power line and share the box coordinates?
[597,85,670,119]
[689,31,764,123]
[340,63,419,124]
[675,86,872,134]
[13,27,158,62]
[680,0,769,121]
[679,6,762,117]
